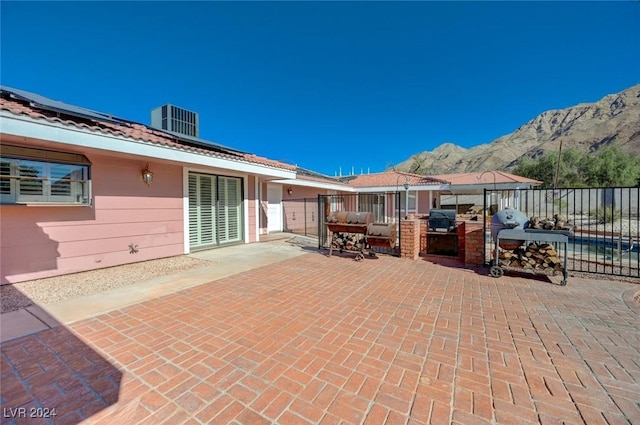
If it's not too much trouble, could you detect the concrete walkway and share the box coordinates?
[1,239,639,424]
[1,235,316,342]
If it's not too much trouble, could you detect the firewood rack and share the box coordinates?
[325,212,373,261]
[491,228,570,285]
[324,212,396,261]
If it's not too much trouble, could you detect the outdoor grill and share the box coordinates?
[490,207,570,285]
[325,211,395,260]
[428,209,457,232]
[491,207,529,250]
[426,209,458,256]
[366,222,397,249]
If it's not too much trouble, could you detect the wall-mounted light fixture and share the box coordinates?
[287,187,293,195]
[141,163,154,185]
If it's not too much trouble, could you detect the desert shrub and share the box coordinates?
[554,199,568,210]
[589,207,619,224]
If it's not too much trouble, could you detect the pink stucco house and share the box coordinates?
[0,87,346,283]
[0,86,540,284]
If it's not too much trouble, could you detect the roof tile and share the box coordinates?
[346,171,448,188]
[429,171,541,185]
[0,97,296,172]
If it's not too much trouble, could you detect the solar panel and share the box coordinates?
[0,85,248,155]
[161,130,247,154]
[1,85,128,124]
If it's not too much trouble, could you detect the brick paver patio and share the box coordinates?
[1,252,639,424]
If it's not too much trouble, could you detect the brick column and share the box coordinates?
[463,221,485,265]
[419,220,428,255]
[457,221,466,260]
[400,219,420,260]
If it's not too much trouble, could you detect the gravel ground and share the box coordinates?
[0,256,214,314]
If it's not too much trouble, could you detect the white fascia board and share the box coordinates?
[444,183,531,195]
[272,178,355,192]
[354,184,450,193]
[448,183,533,193]
[0,112,296,180]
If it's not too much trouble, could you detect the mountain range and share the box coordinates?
[394,83,640,175]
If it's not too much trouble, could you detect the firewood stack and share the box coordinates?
[498,242,563,272]
[529,214,574,231]
[331,232,366,251]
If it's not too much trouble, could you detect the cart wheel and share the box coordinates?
[552,270,559,276]
[355,253,364,262]
[368,251,377,257]
[560,280,567,286]
[490,266,504,278]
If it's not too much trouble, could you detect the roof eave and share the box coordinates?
[0,111,297,179]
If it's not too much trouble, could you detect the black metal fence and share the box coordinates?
[482,187,639,278]
[282,198,319,237]
[317,193,402,256]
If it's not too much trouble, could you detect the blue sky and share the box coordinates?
[2,2,638,176]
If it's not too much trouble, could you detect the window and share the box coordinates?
[1,146,91,205]
[358,193,386,222]
[399,190,417,212]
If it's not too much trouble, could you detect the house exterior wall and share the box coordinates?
[282,185,321,235]
[282,184,327,201]
[418,191,431,215]
[247,175,257,243]
[1,154,184,284]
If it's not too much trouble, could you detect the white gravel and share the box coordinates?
[0,256,214,314]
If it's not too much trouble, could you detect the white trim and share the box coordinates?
[354,184,449,193]
[448,183,535,193]
[254,176,260,242]
[266,183,283,233]
[257,179,267,234]
[272,178,354,192]
[1,112,296,180]
[243,176,249,244]
[183,167,190,254]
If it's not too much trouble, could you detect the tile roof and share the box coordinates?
[345,171,449,188]
[294,167,352,187]
[429,171,541,186]
[0,91,296,172]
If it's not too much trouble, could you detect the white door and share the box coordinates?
[267,184,282,232]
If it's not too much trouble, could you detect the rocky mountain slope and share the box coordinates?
[395,83,640,174]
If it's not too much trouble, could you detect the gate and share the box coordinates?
[482,187,639,278]
[282,198,319,237]
[318,193,402,256]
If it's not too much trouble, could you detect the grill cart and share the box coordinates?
[325,212,396,261]
[489,208,570,286]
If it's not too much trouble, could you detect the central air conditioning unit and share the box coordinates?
[151,104,199,137]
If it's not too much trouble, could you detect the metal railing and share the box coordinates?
[482,187,639,278]
[317,193,402,256]
[282,198,319,237]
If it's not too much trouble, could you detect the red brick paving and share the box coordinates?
[2,252,639,424]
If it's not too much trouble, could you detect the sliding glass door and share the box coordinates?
[188,172,243,250]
